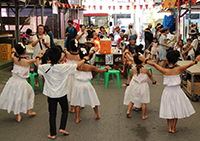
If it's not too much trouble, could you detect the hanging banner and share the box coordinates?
[52,0,58,14]
[72,19,80,32]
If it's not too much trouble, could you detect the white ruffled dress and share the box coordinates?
[159,75,195,119]
[123,74,150,105]
[65,60,79,102]
[0,64,34,115]
[71,71,100,108]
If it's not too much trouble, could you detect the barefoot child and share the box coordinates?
[71,48,110,123]
[139,50,199,133]
[121,46,132,73]
[65,39,81,113]
[122,54,160,119]
[147,37,159,61]
[0,43,40,122]
[37,46,90,139]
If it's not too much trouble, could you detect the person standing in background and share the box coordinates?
[87,24,95,39]
[144,24,153,57]
[44,26,55,47]
[76,25,88,45]
[114,25,121,44]
[125,23,138,39]
[65,20,77,51]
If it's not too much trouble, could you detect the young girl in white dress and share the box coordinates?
[71,48,110,123]
[65,39,81,113]
[139,50,199,133]
[122,54,160,119]
[147,37,159,61]
[0,43,44,122]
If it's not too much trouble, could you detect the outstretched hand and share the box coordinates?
[139,55,146,62]
[145,49,150,54]
[155,82,161,86]
[84,56,90,61]
[122,84,127,87]
[12,47,16,52]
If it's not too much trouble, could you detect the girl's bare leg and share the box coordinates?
[122,62,126,72]
[167,119,172,133]
[142,103,148,119]
[156,58,159,64]
[75,106,81,123]
[172,118,178,133]
[69,105,75,113]
[93,106,100,119]
[127,102,134,118]
[28,109,36,116]
[16,114,22,122]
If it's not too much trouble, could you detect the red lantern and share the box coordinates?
[140,5,143,10]
[55,2,57,7]
[128,0,130,2]
[185,1,188,5]
[93,5,96,10]
[145,4,148,9]
[59,3,61,7]
[193,0,197,5]
[177,2,180,7]
[100,6,102,10]
[134,0,136,2]
[144,0,146,2]
[113,6,115,10]
[108,6,111,10]
[82,5,85,9]
[77,5,79,9]
[153,4,155,8]
[168,2,171,7]
[127,5,130,10]
[88,5,91,9]
[161,3,164,8]
[71,4,74,8]
[183,0,185,2]
[67,4,69,8]
[153,0,155,2]
[119,6,123,10]
[134,5,136,9]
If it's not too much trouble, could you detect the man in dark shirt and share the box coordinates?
[65,20,77,51]
[87,24,95,39]
[144,24,153,56]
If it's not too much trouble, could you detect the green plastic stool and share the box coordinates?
[28,73,42,92]
[105,70,121,89]
[97,67,115,84]
[146,67,153,75]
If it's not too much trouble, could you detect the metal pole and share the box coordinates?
[52,9,54,35]
[188,0,191,38]
[0,2,2,30]
[41,0,44,24]
[178,7,181,41]
[36,8,38,26]
[15,0,20,43]
[57,10,60,39]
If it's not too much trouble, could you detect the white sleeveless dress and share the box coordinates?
[71,71,100,108]
[66,60,79,103]
[159,75,195,119]
[0,64,34,115]
[124,74,150,105]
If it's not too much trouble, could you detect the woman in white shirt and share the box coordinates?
[76,25,88,44]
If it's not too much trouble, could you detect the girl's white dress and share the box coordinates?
[71,71,100,108]
[124,74,150,105]
[0,64,34,115]
[66,60,79,102]
[159,75,195,119]
[151,42,158,55]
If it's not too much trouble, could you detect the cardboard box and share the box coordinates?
[0,53,11,61]
[0,44,11,53]
[187,80,200,95]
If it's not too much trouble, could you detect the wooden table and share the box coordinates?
[177,61,200,101]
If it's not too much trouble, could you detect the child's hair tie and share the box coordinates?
[152,81,157,84]
[126,83,130,86]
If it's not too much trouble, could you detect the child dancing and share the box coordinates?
[122,54,160,119]
[37,46,90,139]
[139,50,199,133]
[71,48,110,123]
[0,43,41,122]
